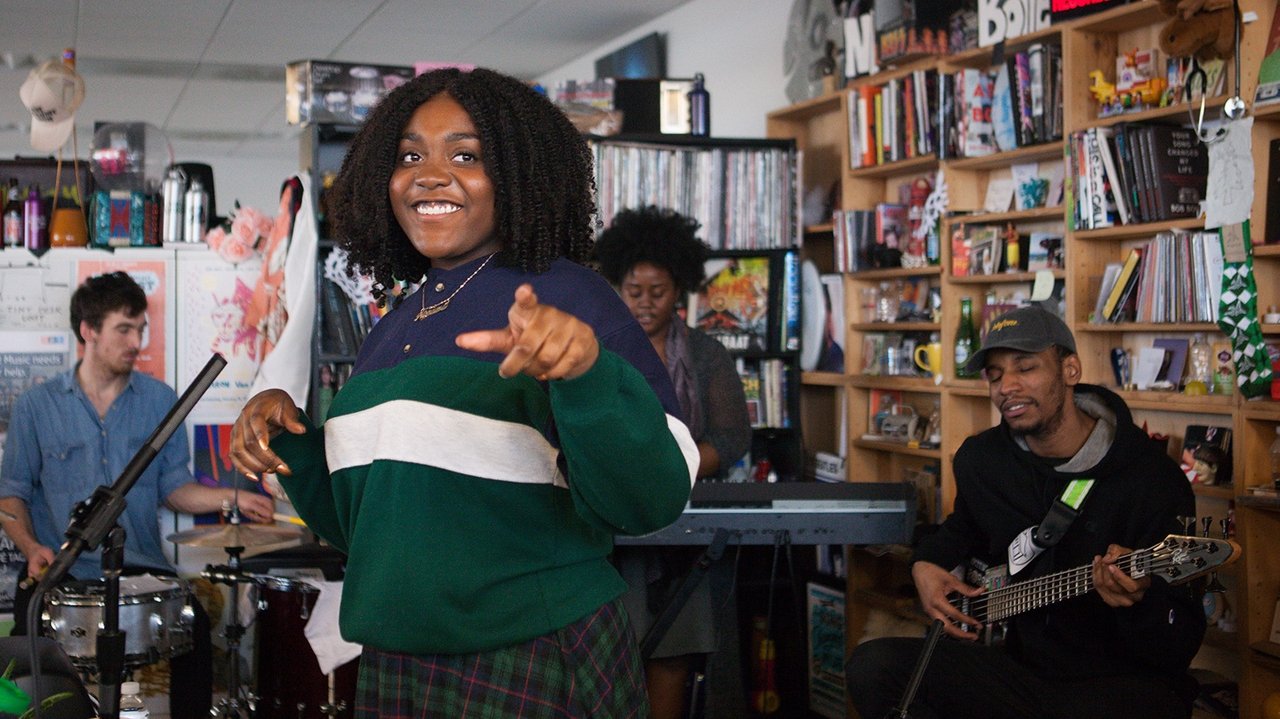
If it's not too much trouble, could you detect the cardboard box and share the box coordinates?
[286,60,414,125]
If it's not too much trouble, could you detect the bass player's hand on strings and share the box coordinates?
[913,560,984,640]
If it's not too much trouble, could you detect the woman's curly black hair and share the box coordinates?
[593,206,709,295]
[327,67,597,303]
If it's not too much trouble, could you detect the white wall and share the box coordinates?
[537,0,793,139]
[165,0,796,213]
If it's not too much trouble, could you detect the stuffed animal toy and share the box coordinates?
[1158,0,1236,61]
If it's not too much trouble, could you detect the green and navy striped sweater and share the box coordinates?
[274,257,698,655]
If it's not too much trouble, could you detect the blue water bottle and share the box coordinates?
[689,73,710,137]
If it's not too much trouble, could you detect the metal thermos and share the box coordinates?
[161,166,186,243]
[183,177,208,244]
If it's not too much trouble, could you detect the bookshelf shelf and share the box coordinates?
[1192,484,1237,500]
[852,321,941,332]
[1238,494,1280,512]
[1254,103,1280,121]
[950,269,1065,285]
[1071,0,1166,32]
[765,91,843,122]
[852,438,943,459]
[1262,323,1280,335]
[849,375,941,392]
[801,371,849,387]
[946,143,1065,171]
[1255,244,1280,258]
[1072,217,1205,241]
[1242,400,1280,420]
[944,26,1064,68]
[1114,390,1235,414]
[1075,322,1220,333]
[849,266,943,281]
[945,380,990,397]
[848,155,938,179]
[805,222,834,235]
[1085,96,1228,131]
[950,206,1064,225]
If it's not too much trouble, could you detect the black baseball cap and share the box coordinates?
[966,305,1076,374]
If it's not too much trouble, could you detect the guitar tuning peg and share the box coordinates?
[1179,516,1197,536]
[1219,517,1230,540]
[1201,516,1212,538]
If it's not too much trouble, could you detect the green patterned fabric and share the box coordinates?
[1216,221,1274,397]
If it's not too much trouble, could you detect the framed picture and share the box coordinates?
[686,250,797,354]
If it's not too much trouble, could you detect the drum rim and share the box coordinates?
[258,575,319,593]
[46,576,189,606]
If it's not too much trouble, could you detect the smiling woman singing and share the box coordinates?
[228,68,699,719]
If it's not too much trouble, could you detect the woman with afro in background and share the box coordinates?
[228,68,698,718]
[596,206,752,719]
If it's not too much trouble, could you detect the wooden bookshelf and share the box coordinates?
[768,1,1280,712]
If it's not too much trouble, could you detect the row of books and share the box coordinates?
[1092,230,1223,324]
[847,68,941,168]
[592,141,795,250]
[739,357,790,429]
[833,204,908,272]
[942,41,1065,160]
[1066,124,1207,231]
[319,278,384,357]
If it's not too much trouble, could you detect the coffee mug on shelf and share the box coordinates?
[915,342,942,379]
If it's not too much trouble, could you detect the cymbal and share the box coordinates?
[166,523,304,548]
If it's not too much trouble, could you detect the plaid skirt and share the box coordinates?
[352,598,648,718]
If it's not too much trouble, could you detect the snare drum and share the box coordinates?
[255,576,357,719]
[43,574,195,670]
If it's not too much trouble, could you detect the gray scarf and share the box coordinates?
[664,319,703,440]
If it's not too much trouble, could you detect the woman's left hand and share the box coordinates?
[455,284,599,380]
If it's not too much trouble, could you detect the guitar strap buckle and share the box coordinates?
[1009,479,1095,575]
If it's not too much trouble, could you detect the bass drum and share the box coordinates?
[255,576,358,719]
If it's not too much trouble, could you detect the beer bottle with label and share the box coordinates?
[954,296,979,378]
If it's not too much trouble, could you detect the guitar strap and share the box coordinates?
[1008,478,1095,575]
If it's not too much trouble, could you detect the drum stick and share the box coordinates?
[0,508,17,521]
[18,565,47,591]
[273,513,306,527]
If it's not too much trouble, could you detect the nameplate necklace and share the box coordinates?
[415,253,496,321]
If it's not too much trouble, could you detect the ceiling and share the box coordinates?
[0,0,692,164]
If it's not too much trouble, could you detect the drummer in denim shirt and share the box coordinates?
[0,271,273,719]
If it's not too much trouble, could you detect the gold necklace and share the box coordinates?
[414,253,496,321]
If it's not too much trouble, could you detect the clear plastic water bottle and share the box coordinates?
[1188,333,1212,392]
[119,681,150,718]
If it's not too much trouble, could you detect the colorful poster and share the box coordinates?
[77,258,170,383]
[689,256,771,352]
[807,582,847,719]
[176,254,264,422]
[190,423,271,526]
[0,330,74,450]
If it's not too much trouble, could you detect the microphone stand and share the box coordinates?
[27,354,227,719]
[885,619,944,719]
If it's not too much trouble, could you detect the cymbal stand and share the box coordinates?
[209,505,257,718]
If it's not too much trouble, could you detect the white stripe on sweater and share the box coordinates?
[325,399,568,488]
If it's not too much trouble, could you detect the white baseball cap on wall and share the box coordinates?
[19,60,86,152]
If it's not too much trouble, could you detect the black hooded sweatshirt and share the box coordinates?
[914,383,1205,682]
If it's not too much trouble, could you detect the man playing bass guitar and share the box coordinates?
[846,305,1207,719]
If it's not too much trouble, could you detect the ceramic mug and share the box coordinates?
[914,342,942,376]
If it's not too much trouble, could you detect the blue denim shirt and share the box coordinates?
[0,367,192,580]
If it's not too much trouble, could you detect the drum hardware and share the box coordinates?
[26,354,228,719]
[198,504,260,719]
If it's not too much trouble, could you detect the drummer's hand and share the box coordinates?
[230,389,306,478]
[26,546,53,581]
[455,284,599,380]
[233,490,276,524]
